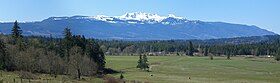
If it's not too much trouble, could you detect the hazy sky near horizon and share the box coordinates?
[0,0,279,34]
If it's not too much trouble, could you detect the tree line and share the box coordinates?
[96,36,280,61]
[97,39,278,54]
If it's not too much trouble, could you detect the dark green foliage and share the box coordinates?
[11,21,25,51]
[62,28,106,71]
[136,54,149,71]
[275,55,280,61]
[96,37,280,57]
[136,55,143,69]
[0,24,106,78]
[254,47,260,56]
[62,28,73,61]
[142,54,149,70]
[0,39,9,70]
[120,74,124,79]
[204,47,208,56]
[0,37,14,71]
[11,20,22,40]
[0,39,6,69]
[274,48,280,61]
[86,40,106,70]
[188,41,194,56]
[16,39,26,51]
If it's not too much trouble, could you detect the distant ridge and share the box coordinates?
[0,12,276,40]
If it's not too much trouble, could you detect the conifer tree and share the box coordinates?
[11,20,25,51]
[11,20,22,40]
[136,55,143,69]
[85,40,106,70]
[120,74,124,79]
[142,54,149,70]
[62,28,73,61]
[204,48,208,56]
[188,41,194,56]
[136,54,149,71]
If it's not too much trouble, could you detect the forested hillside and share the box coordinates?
[0,21,105,80]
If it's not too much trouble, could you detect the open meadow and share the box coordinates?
[0,56,279,83]
[106,56,280,83]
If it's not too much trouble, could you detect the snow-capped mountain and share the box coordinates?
[48,12,189,25]
[0,12,277,40]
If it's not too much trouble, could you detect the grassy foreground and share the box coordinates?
[106,56,280,83]
[0,71,104,83]
[0,56,279,83]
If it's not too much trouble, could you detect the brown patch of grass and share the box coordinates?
[17,71,37,79]
[103,75,124,83]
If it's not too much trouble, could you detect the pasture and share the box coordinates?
[0,56,279,83]
[106,56,280,83]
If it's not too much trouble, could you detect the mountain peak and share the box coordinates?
[118,12,166,22]
[44,12,189,24]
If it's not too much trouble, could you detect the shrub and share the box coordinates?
[120,74,124,79]
[210,55,213,60]
[275,55,280,61]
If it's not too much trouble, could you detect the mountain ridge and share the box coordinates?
[0,12,277,40]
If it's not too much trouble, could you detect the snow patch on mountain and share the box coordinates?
[46,12,190,25]
[118,12,166,22]
[91,15,114,21]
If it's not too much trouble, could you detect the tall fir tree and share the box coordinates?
[204,47,208,56]
[11,20,25,51]
[188,41,194,56]
[11,20,22,40]
[136,55,143,69]
[62,27,73,61]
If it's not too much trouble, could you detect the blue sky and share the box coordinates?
[0,0,279,34]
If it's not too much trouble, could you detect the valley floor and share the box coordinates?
[106,56,280,83]
[1,56,279,83]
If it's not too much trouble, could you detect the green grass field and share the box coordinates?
[106,56,280,83]
[1,56,279,83]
